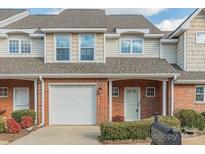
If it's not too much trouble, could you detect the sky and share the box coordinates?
[28,8,196,31]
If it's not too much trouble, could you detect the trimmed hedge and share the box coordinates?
[100,116,180,140]
[174,109,205,130]
[11,110,36,123]
[0,116,6,133]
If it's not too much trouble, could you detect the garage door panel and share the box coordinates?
[49,85,96,125]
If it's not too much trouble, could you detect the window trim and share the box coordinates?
[54,34,72,63]
[0,87,8,98]
[8,39,32,54]
[195,85,205,103]
[196,32,205,44]
[112,87,119,97]
[119,37,144,54]
[146,87,156,97]
[78,34,96,62]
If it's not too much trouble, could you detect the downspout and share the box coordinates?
[39,76,45,127]
[171,75,178,116]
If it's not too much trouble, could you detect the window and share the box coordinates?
[121,39,143,54]
[146,87,155,97]
[0,87,8,97]
[196,32,205,44]
[9,40,19,53]
[112,87,119,97]
[56,35,70,61]
[21,40,31,53]
[196,86,205,102]
[80,35,95,61]
[9,39,31,53]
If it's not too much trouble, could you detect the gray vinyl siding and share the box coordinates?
[162,44,177,64]
[0,33,44,57]
[176,34,184,70]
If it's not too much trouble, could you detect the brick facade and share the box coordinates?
[112,79,163,119]
[174,84,205,113]
[0,79,34,117]
[41,78,109,126]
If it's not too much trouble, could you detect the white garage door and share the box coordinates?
[49,85,96,125]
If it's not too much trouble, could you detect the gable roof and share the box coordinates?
[168,8,203,38]
[0,9,27,21]
[4,9,162,34]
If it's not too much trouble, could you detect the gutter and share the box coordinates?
[38,76,45,127]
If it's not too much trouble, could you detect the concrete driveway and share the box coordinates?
[10,126,101,145]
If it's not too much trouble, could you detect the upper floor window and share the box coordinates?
[9,39,31,54]
[121,39,143,54]
[56,34,70,61]
[80,34,95,61]
[196,32,205,44]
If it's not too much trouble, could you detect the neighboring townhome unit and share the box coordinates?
[0,8,205,126]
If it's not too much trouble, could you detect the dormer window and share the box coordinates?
[120,39,143,54]
[55,34,70,61]
[79,34,95,61]
[196,32,205,44]
[9,39,31,54]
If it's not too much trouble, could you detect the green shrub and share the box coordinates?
[100,116,180,140]
[11,110,36,123]
[174,109,205,130]
[0,116,6,133]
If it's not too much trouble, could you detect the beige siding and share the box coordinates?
[162,44,177,64]
[45,33,54,63]
[186,16,205,71]
[105,37,160,58]
[176,34,184,70]
[0,33,44,57]
[45,33,104,63]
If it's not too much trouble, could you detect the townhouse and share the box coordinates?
[0,8,205,126]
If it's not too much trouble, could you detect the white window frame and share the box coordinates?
[8,39,32,54]
[78,34,96,62]
[112,87,119,97]
[119,37,144,54]
[195,86,205,103]
[54,34,72,62]
[146,87,156,97]
[196,32,205,44]
[0,87,8,97]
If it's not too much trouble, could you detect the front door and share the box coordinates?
[13,88,29,111]
[125,87,140,121]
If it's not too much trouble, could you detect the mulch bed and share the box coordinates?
[0,126,38,142]
[101,139,151,145]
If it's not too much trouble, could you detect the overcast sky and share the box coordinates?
[29,8,196,31]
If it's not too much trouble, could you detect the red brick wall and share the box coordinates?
[174,84,205,113]
[42,78,108,126]
[112,79,162,119]
[0,79,34,117]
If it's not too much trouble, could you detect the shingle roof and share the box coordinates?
[178,72,205,80]
[4,9,162,34]
[106,15,162,34]
[0,57,177,74]
[4,9,106,29]
[0,9,27,21]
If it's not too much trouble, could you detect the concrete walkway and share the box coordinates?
[10,126,101,145]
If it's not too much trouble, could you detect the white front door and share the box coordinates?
[13,88,29,111]
[125,87,140,121]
